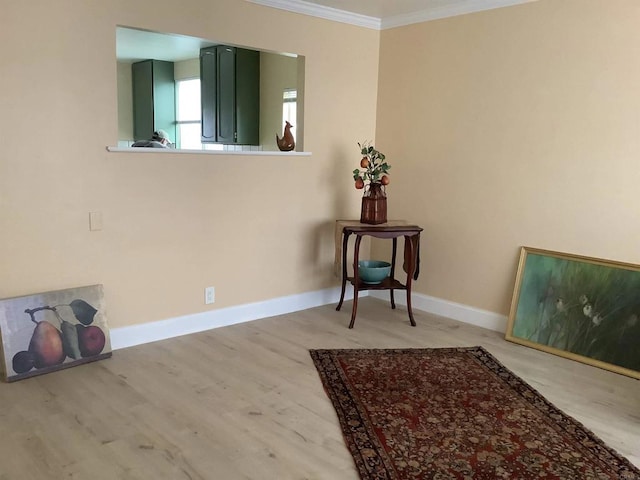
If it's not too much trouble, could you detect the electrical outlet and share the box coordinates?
[205,286,215,304]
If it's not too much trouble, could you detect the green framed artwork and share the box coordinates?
[506,247,640,379]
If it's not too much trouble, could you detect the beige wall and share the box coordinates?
[174,58,200,81]
[9,0,636,333]
[117,62,134,141]
[0,0,380,328]
[375,0,640,315]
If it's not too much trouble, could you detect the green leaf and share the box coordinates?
[69,299,97,325]
[356,143,390,184]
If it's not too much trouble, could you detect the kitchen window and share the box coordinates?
[175,78,222,150]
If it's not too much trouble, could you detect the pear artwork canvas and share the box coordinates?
[0,284,111,382]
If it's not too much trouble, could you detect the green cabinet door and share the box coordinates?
[216,46,236,144]
[200,46,259,145]
[235,48,260,145]
[200,48,217,142]
[132,60,176,143]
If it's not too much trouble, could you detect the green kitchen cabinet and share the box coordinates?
[200,46,259,145]
[132,59,176,143]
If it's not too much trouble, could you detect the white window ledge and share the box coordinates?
[107,146,311,156]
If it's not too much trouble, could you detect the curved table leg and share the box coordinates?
[390,237,397,309]
[336,231,350,311]
[405,234,417,327]
[349,235,363,329]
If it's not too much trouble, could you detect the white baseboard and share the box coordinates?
[110,286,506,351]
[110,286,354,350]
[370,290,507,333]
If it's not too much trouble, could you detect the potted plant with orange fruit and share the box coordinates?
[353,142,390,224]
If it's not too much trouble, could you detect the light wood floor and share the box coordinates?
[0,298,638,479]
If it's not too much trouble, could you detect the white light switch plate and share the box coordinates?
[89,211,103,231]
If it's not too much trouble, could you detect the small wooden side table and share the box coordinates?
[336,224,423,328]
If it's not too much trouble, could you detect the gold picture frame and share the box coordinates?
[506,247,640,380]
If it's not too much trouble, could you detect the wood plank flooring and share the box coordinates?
[0,298,638,479]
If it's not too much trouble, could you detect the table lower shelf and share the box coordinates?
[347,277,406,291]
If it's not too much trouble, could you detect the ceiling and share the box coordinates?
[294,0,479,18]
[247,0,537,29]
[116,27,300,64]
[116,27,216,63]
[117,0,538,62]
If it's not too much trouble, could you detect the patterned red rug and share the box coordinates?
[310,347,639,480]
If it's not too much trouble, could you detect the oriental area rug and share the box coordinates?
[309,347,639,480]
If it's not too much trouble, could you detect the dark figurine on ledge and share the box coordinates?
[276,121,295,151]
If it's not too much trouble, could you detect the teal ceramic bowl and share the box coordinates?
[358,260,391,284]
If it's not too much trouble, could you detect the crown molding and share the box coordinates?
[382,0,538,29]
[247,0,536,30]
[246,0,381,30]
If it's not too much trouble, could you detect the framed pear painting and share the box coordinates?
[0,284,111,382]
